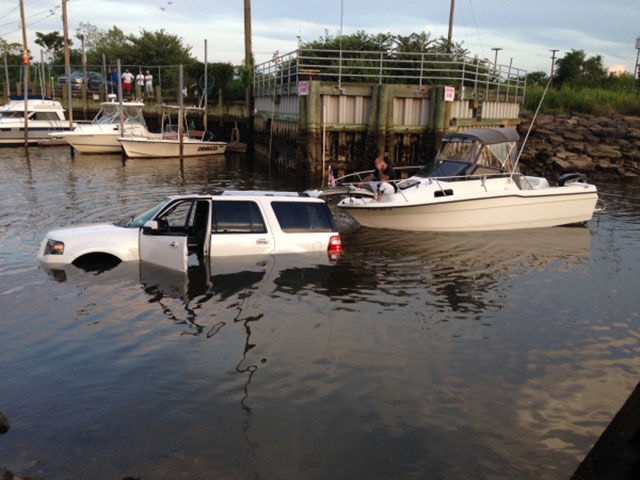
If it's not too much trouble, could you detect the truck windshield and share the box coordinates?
[119,198,172,228]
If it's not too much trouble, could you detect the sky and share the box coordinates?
[2,0,639,75]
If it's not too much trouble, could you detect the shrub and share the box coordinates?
[524,84,640,116]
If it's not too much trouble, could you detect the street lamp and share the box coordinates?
[491,47,502,75]
[550,49,559,85]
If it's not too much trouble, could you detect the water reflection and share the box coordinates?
[42,252,339,335]
[41,226,591,333]
[338,226,592,313]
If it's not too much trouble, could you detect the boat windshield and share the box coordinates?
[480,141,518,171]
[95,108,118,124]
[418,160,471,178]
[417,135,519,177]
[0,111,24,119]
[438,139,475,161]
[117,197,173,228]
[123,105,146,125]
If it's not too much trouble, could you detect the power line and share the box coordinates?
[0,4,60,38]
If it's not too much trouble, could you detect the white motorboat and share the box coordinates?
[54,96,149,153]
[0,96,73,145]
[118,104,226,158]
[319,128,603,232]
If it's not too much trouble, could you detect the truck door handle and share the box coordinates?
[169,241,179,248]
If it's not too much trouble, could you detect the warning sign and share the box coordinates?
[444,86,455,102]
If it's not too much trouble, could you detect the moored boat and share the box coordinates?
[118,104,226,158]
[317,128,604,232]
[54,96,149,153]
[0,95,74,145]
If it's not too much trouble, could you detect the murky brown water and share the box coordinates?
[1,146,639,479]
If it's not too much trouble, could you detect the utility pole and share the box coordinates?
[550,49,559,85]
[447,0,455,52]
[78,32,86,119]
[243,0,253,134]
[243,0,252,68]
[62,0,73,128]
[491,47,502,75]
[19,0,28,146]
[634,38,640,88]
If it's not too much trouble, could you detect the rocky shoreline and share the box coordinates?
[517,112,640,180]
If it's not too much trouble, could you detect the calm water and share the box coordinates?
[1,146,639,479]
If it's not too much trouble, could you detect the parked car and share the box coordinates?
[37,191,343,272]
[87,72,116,93]
[57,71,112,92]
[57,71,87,90]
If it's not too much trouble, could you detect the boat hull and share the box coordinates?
[337,177,599,232]
[0,123,72,145]
[118,136,227,158]
[59,134,122,153]
[57,125,148,153]
[0,98,72,145]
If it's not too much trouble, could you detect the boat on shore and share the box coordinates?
[118,104,226,158]
[316,128,604,232]
[54,95,148,153]
[0,95,73,145]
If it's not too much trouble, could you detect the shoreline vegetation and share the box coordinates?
[524,85,640,117]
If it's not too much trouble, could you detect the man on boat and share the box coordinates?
[359,156,397,201]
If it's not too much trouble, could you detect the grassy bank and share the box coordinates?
[523,85,640,116]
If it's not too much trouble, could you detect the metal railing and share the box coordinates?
[254,49,527,102]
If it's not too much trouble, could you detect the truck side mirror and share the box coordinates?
[142,220,159,234]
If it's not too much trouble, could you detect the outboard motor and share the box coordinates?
[557,172,588,186]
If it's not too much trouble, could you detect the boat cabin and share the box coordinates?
[422,128,520,178]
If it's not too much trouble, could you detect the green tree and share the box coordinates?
[131,29,195,66]
[225,64,252,101]
[554,49,585,86]
[182,61,234,100]
[393,32,435,54]
[90,26,133,66]
[34,32,66,65]
[554,49,606,88]
[297,30,469,84]
[0,39,23,94]
[0,38,23,59]
[303,29,394,52]
[601,71,636,92]
[526,71,549,86]
[76,22,102,51]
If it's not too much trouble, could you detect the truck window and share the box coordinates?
[271,201,335,232]
[212,200,266,233]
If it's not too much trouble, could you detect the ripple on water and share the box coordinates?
[1,151,639,479]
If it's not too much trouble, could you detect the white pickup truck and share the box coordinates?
[37,191,343,272]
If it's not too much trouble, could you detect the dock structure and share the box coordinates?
[252,48,526,181]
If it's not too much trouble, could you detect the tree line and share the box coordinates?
[2,25,638,113]
[299,31,640,114]
[0,22,250,102]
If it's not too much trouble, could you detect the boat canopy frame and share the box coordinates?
[421,127,521,178]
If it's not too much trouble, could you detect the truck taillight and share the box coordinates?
[328,235,342,262]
